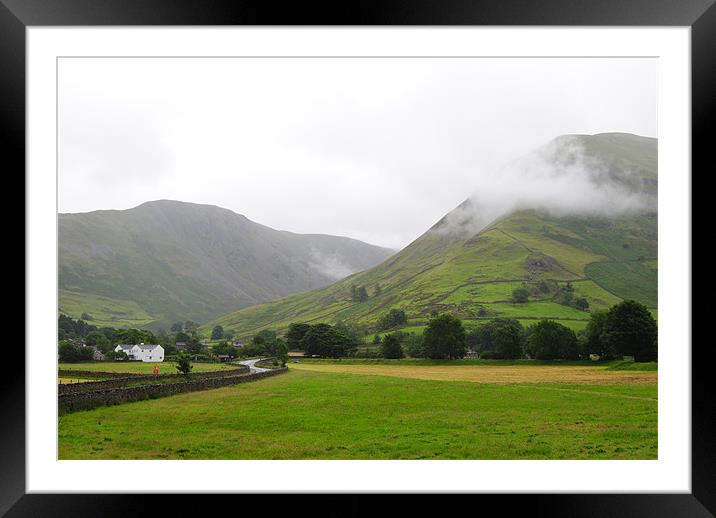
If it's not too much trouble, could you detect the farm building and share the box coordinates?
[92,349,105,361]
[114,343,165,362]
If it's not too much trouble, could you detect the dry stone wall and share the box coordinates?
[59,367,287,413]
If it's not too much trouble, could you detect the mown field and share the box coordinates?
[59,363,657,460]
[58,361,236,375]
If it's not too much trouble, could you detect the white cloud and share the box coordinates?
[59,57,656,249]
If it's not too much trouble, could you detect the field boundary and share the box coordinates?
[58,366,250,395]
[58,366,287,413]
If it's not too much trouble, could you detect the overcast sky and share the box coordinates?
[59,57,656,250]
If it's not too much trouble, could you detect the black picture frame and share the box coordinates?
[5,0,708,514]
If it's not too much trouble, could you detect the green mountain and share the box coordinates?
[204,133,657,340]
[58,200,394,329]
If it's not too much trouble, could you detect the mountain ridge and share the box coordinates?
[203,133,657,340]
[58,200,395,329]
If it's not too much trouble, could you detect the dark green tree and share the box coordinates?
[175,353,193,375]
[405,333,425,358]
[381,333,404,359]
[511,287,529,303]
[357,286,369,302]
[85,331,112,353]
[377,309,408,330]
[423,314,466,360]
[300,324,355,358]
[286,323,312,350]
[603,300,658,362]
[582,310,616,359]
[573,298,590,311]
[211,325,224,340]
[275,338,289,366]
[525,320,579,360]
[474,319,525,359]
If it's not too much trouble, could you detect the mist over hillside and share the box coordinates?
[206,133,657,340]
[432,133,657,240]
[58,200,394,328]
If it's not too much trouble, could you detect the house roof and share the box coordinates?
[117,343,162,351]
[138,344,162,351]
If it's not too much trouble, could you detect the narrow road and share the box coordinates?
[238,358,270,373]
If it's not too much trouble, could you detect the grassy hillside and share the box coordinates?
[58,289,158,328]
[59,200,394,329]
[205,133,657,340]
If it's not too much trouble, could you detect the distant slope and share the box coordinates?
[206,133,657,339]
[59,200,394,329]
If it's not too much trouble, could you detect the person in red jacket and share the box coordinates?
[153,365,159,377]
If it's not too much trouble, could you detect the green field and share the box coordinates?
[59,367,657,460]
[58,361,236,374]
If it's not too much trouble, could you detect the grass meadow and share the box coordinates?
[58,363,657,460]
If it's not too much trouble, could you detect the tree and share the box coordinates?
[58,341,94,362]
[85,331,112,353]
[186,337,203,355]
[573,298,590,311]
[357,286,369,302]
[350,284,357,301]
[286,323,312,350]
[377,309,408,331]
[300,324,355,358]
[175,354,193,375]
[423,314,466,360]
[333,321,365,344]
[105,350,128,361]
[184,320,199,333]
[474,319,525,359]
[275,338,289,366]
[372,334,382,345]
[511,287,529,303]
[603,300,657,362]
[381,333,404,359]
[582,310,615,359]
[211,325,224,340]
[81,312,93,321]
[212,340,236,359]
[251,329,278,355]
[170,321,184,333]
[525,320,579,360]
[405,333,425,358]
[374,284,382,296]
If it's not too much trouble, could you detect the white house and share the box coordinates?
[115,343,165,362]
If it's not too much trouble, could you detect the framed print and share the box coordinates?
[4,0,710,514]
